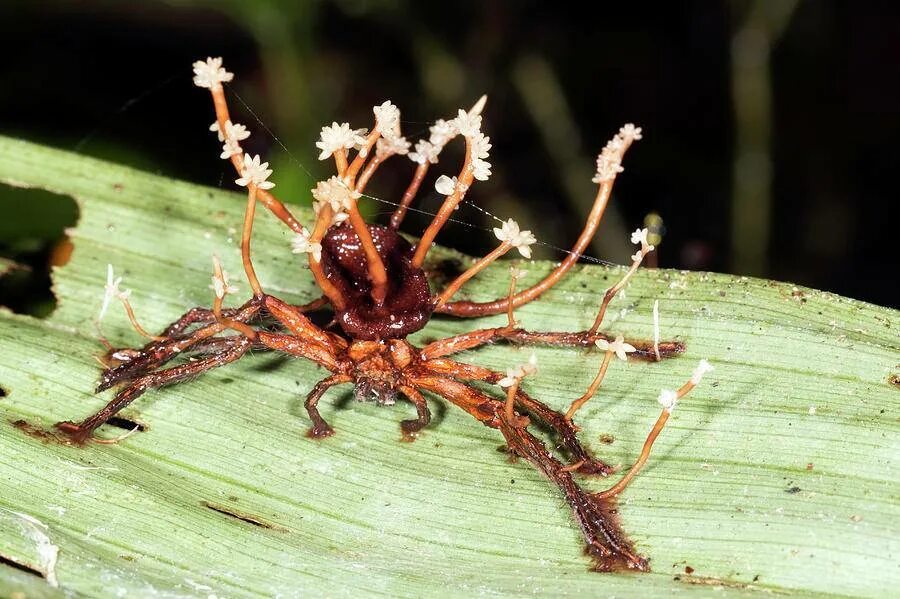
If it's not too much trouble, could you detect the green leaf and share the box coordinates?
[0,135,897,597]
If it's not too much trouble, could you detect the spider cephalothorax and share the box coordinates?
[51,57,714,572]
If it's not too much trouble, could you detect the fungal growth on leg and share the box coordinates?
[50,57,714,572]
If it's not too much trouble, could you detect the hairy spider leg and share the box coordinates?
[303,374,353,438]
[57,335,254,444]
[420,326,684,362]
[497,411,648,572]
[397,385,431,438]
[410,374,647,572]
[434,132,639,318]
[99,301,264,391]
[423,357,613,476]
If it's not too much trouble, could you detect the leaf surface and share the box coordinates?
[0,136,897,597]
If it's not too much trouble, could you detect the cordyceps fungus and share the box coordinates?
[51,57,715,572]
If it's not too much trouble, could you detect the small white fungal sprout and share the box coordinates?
[471,158,492,181]
[434,174,458,196]
[595,335,637,361]
[428,118,458,147]
[210,120,251,143]
[592,123,642,183]
[618,123,643,141]
[509,265,528,280]
[100,264,131,321]
[498,353,538,387]
[691,359,714,385]
[453,108,483,138]
[235,154,275,189]
[220,139,242,159]
[409,140,441,165]
[373,100,401,139]
[375,135,411,159]
[470,132,492,160]
[316,122,368,160]
[493,218,537,258]
[630,227,656,262]
[469,94,488,116]
[192,57,233,90]
[209,255,238,300]
[657,389,679,413]
[312,176,358,219]
[291,230,323,263]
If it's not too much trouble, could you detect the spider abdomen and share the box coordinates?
[321,223,432,340]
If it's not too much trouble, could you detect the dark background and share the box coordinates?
[0,0,896,315]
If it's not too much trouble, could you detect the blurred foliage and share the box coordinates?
[0,0,895,314]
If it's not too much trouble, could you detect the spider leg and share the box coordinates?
[422,358,612,476]
[304,374,353,438]
[410,374,646,571]
[99,300,263,391]
[497,411,648,572]
[421,326,683,361]
[57,335,253,444]
[398,385,431,440]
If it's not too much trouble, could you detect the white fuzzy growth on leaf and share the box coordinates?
[209,255,238,299]
[657,389,679,413]
[691,359,714,385]
[2,510,59,587]
[100,264,131,321]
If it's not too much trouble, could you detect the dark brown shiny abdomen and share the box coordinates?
[320,223,433,340]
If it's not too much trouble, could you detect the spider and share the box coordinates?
[54,57,713,572]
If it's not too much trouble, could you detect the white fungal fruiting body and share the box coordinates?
[291,231,323,263]
[210,120,251,143]
[657,389,679,413]
[630,227,656,262]
[592,123,641,183]
[498,353,538,387]
[316,122,367,160]
[375,135,411,159]
[210,255,238,300]
[493,219,537,258]
[235,154,275,190]
[100,264,131,321]
[220,139,242,159]
[373,101,401,139]
[453,108,482,138]
[312,176,359,221]
[595,335,637,361]
[434,174,459,196]
[192,57,233,90]
[691,359,714,385]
